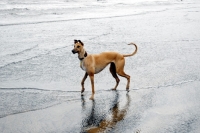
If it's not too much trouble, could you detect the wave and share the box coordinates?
[0,45,71,69]
[0,0,176,27]
[8,44,38,56]
[0,44,40,69]
[0,8,168,27]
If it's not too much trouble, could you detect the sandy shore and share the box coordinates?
[0,80,200,133]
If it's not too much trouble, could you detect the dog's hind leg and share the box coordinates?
[117,70,130,91]
[109,62,120,90]
[118,71,130,91]
[81,72,88,94]
[115,60,130,91]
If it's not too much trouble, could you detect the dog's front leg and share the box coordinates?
[89,73,95,100]
[81,72,88,94]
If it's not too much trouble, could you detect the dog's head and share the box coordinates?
[72,39,84,54]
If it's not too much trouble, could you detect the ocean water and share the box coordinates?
[0,0,174,26]
[0,0,199,91]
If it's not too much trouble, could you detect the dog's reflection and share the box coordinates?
[81,91,130,133]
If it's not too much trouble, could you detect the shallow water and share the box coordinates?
[1,0,200,91]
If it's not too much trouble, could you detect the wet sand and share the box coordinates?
[1,80,200,133]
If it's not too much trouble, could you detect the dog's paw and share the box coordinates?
[81,88,85,93]
[111,88,117,91]
[89,96,94,100]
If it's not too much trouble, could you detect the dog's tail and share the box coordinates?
[123,43,138,57]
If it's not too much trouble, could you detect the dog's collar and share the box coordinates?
[79,51,87,61]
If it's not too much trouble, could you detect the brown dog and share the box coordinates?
[72,40,137,100]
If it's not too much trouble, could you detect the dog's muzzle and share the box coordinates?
[72,49,77,54]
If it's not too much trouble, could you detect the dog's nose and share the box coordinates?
[72,50,75,54]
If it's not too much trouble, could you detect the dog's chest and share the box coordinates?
[80,61,86,71]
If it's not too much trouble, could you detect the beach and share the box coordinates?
[0,0,200,132]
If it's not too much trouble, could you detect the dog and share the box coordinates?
[72,40,137,100]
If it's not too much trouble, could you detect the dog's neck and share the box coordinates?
[78,49,87,61]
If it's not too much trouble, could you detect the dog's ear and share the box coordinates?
[78,40,84,46]
[74,39,78,43]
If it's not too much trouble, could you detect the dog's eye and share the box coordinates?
[77,46,80,48]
